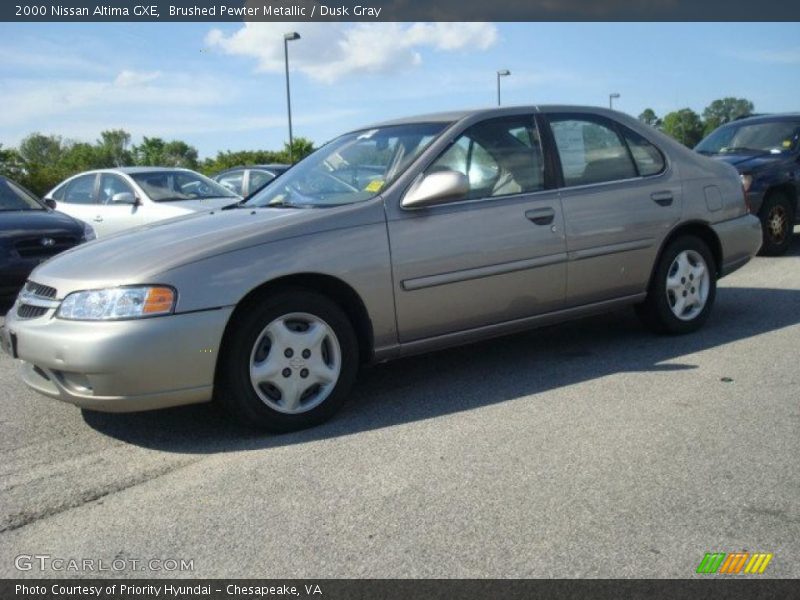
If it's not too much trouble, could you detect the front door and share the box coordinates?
[387,114,567,342]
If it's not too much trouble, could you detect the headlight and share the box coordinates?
[81,221,96,241]
[740,173,753,193]
[57,286,176,320]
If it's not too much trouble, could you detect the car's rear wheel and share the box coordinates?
[758,191,794,256]
[636,236,717,334]
[216,290,359,432]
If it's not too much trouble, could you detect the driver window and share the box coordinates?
[99,174,134,204]
[427,116,545,201]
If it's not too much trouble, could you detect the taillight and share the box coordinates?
[742,185,751,213]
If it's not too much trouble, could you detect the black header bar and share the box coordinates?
[3,0,800,22]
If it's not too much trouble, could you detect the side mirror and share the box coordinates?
[110,192,137,205]
[44,198,57,210]
[401,170,470,209]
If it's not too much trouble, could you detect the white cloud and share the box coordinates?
[0,70,229,130]
[206,22,498,84]
[114,69,162,87]
[734,48,800,65]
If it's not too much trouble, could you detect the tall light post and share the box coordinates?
[496,69,510,106]
[283,31,301,163]
[609,92,620,109]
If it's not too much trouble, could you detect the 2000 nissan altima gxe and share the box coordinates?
[1,106,762,431]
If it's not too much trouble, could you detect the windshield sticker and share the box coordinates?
[365,180,384,193]
[782,140,792,148]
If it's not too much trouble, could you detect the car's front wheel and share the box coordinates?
[636,236,717,334]
[758,191,794,256]
[216,290,359,432]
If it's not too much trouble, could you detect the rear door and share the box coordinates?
[387,114,567,342]
[544,113,681,306]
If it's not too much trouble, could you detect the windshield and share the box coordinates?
[245,122,448,208]
[0,178,44,211]
[696,120,800,155]
[130,170,239,202]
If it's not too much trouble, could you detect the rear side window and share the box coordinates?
[549,116,637,186]
[216,170,245,195]
[63,174,97,204]
[248,169,276,193]
[428,115,545,201]
[622,128,665,176]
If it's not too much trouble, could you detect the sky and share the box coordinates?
[1,21,798,158]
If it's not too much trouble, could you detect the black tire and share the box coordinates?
[758,191,795,256]
[636,236,717,335]
[215,289,359,432]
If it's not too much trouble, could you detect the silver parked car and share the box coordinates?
[1,106,762,431]
[45,167,240,237]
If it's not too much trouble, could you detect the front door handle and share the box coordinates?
[525,207,555,225]
[93,216,104,222]
[651,191,674,206]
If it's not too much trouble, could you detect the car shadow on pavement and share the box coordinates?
[82,284,800,453]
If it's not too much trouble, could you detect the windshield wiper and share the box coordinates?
[723,147,769,156]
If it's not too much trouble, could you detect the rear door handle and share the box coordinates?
[525,207,555,225]
[651,191,674,206]
[93,216,104,222]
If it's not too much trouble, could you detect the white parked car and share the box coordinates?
[45,168,241,237]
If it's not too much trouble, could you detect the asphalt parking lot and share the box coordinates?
[0,234,798,579]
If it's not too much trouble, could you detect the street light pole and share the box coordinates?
[609,92,620,109]
[496,69,510,106]
[283,31,301,164]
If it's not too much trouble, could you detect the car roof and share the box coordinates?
[361,105,631,130]
[216,164,290,173]
[110,167,196,174]
[723,113,800,126]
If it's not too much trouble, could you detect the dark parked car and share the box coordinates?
[213,164,290,197]
[0,176,94,303]
[695,114,800,255]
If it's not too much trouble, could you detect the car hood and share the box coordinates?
[712,153,788,172]
[0,209,83,242]
[29,201,385,292]
[155,197,239,212]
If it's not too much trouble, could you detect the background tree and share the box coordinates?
[638,108,662,128]
[281,137,315,164]
[96,129,132,167]
[702,97,754,135]
[162,140,198,169]
[15,133,69,196]
[662,108,705,147]
[0,144,25,182]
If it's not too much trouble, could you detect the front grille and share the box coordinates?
[24,281,57,299]
[14,235,78,258]
[16,280,59,320]
[17,304,48,319]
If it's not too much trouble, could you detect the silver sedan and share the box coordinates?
[1,106,762,431]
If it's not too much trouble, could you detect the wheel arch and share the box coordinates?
[762,182,798,214]
[218,273,374,368]
[646,221,723,291]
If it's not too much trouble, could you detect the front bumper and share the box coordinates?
[2,305,234,412]
[712,213,763,277]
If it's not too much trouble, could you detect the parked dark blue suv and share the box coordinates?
[695,114,800,255]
